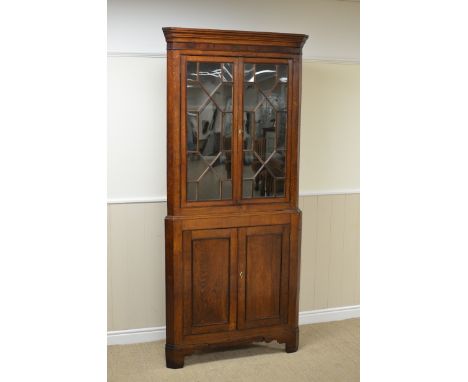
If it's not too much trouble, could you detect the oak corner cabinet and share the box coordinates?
[163,27,308,369]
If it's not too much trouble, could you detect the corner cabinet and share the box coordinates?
[163,27,308,368]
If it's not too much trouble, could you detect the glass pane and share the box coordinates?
[254,101,276,161]
[212,152,230,180]
[198,170,221,200]
[275,178,285,197]
[187,62,198,82]
[242,63,288,199]
[278,64,289,83]
[267,82,288,111]
[252,167,276,198]
[255,64,277,92]
[187,81,208,112]
[187,182,197,201]
[223,113,232,151]
[265,150,286,178]
[187,152,208,181]
[199,101,221,156]
[187,112,198,151]
[243,112,254,150]
[243,180,253,198]
[222,180,232,199]
[243,151,256,179]
[198,62,222,95]
[244,63,255,83]
[211,83,232,112]
[222,63,233,82]
[278,64,288,83]
[244,83,263,112]
[277,112,287,149]
[222,151,232,179]
[186,61,233,202]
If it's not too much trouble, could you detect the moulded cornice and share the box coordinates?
[162,27,308,49]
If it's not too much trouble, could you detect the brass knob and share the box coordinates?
[239,271,244,279]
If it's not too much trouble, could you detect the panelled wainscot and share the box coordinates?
[163,27,308,368]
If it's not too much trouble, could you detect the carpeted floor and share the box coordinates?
[108,318,360,382]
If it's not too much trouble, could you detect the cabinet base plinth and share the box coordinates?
[165,346,185,369]
[285,341,299,353]
[285,327,299,353]
[165,329,299,368]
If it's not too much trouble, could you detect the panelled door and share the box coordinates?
[182,228,238,335]
[183,224,290,336]
[237,225,290,329]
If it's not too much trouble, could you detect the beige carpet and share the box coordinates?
[108,318,359,382]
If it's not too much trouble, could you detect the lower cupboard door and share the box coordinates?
[237,224,290,329]
[182,227,238,335]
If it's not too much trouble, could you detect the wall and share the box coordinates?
[107,0,360,333]
[108,0,360,61]
[300,62,360,192]
[108,57,167,202]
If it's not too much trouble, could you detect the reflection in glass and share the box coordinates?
[277,112,287,149]
[187,81,208,111]
[244,64,255,83]
[222,180,232,199]
[198,62,222,94]
[187,62,197,82]
[222,63,233,82]
[243,180,253,199]
[211,83,233,112]
[242,63,288,198]
[244,83,263,112]
[187,183,197,200]
[223,113,232,151]
[267,82,287,111]
[255,64,277,92]
[186,61,233,201]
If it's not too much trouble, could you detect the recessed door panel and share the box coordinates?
[192,238,229,326]
[183,228,237,335]
[238,225,290,329]
[245,233,282,321]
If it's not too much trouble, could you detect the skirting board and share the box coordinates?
[107,305,360,346]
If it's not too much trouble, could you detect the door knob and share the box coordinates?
[239,271,244,279]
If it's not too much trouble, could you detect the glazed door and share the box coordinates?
[240,59,292,202]
[237,225,290,329]
[182,228,238,335]
[181,56,294,207]
[182,56,239,206]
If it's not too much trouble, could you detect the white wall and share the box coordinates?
[300,61,360,192]
[107,57,167,202]
[108,0,360,61]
